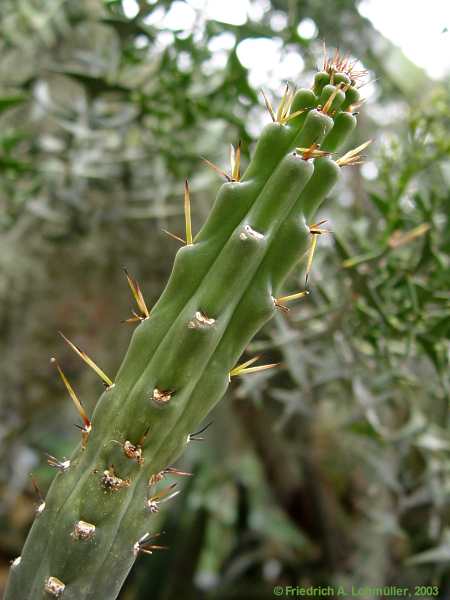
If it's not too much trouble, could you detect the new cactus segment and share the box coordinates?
[5,52,370,600]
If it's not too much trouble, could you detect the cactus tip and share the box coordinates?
[321,82,345,114]
[323,46,367,84]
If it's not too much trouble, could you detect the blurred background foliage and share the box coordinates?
[0,0,449,598]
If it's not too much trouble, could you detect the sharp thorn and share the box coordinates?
[275,290,310,306]
[296,143,332,161]
[304,234,318,287]
[201,156,231,181]
[184,179,193,245]
[134,532,167,557]
[45,453,71,472]
[161,229,187,245]
[336,139,372,167]
[30,474,46,514]
[322,83,344,114]
[188,420,213,442]
[59,332,114,388]
[261,89,275,122]
[123,268,150,319]
[51,357,91,443]
[232,363,280,377]
[230,142,241,182]
[229,355,261,377]
[230,356,279,378]
[122,310,146,325]
[309,219,331,235]
[280,108,305,124]
[163,466,192,478]
[146,483,180,511]
[138,425,151,447]
[276,82,290,122]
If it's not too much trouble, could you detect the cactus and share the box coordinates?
[5,51,370,600]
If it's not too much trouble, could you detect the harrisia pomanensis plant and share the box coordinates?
[5,50,370,600]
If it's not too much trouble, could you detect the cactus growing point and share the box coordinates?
[5,51,370,600]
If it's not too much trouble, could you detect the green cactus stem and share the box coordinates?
[5,53,370,600]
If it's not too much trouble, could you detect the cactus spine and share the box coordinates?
[5,53,369,600]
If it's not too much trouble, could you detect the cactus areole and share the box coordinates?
[5,53,370,599]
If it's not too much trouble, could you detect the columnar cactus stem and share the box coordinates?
[5,55,370,600]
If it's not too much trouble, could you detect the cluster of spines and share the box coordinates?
[5,52,370,600]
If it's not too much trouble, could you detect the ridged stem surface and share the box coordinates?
[5,71,362,600]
